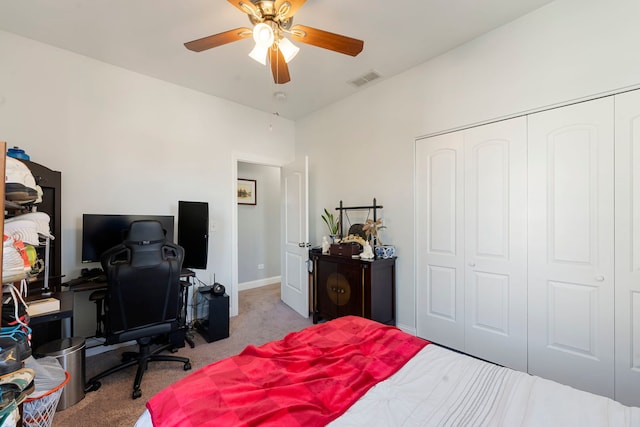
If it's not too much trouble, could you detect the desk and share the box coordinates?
[61,279,108,339]
[62,277,107,293]
[27,291,74,349]
[60,270,196,346]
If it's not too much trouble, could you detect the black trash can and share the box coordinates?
[35,337,86,410]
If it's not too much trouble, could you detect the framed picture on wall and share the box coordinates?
[237,178,257,205]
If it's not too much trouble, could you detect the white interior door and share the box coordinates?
[416,132,465,350]
[463,118,528,372]
[281,156,309,317]
[528,97,615,398]
[614,89,640,407]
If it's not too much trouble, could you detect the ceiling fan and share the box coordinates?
[184,0,364,84]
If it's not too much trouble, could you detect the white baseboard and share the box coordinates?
[238,276,281,291]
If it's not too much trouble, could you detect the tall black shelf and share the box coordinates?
[5,159,62,293]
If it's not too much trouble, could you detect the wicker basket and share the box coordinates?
[23,371,70,427]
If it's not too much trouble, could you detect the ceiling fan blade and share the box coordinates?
[227,0,245,12]
[275,0,306,19]
[227,0,259,17]
[291,25,364,56]
[184,28,252,52]
[269,47,291,84]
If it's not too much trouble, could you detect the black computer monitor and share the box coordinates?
[81,214,175,263]
[178,201,209,269]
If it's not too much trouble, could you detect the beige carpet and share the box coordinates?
[51,283,312,427]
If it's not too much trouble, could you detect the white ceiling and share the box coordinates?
[0,0,554,120]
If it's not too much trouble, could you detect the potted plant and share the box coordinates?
[321,208,339,242]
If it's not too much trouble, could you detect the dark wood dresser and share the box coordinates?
[310,252,395,325]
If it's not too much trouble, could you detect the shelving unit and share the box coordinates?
[335,198,383,245]
[4,159,62,294]
[3,155,62,349]
[0,142,6,325]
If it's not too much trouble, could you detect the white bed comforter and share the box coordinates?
[330,345,639,427]
[137,344,640,426]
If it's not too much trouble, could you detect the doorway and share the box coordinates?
[236,162,282,302]
[231,154,309,319]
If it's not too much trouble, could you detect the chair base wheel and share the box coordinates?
[85,381,101,393]
[132,388,142,399]
[184,361,192,371]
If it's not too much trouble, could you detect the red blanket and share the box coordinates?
[147,316,429,427]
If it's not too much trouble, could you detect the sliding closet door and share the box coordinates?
[463,118,527,371]
[416,131,465,351]
[614,90,640,407]
[528,97,615,398]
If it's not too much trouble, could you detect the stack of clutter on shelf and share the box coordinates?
[5,155,42,206]
[1,152,61,426]
[4,212,55,290]
[4,214,53,284]
[0,280,36,425]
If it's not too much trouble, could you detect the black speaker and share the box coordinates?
[212,282,225,296]
[196,291,229,343]
[178,201,209,269]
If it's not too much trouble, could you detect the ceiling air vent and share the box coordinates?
[348,70,382,88]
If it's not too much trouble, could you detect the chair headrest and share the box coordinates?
[125,220,166,244]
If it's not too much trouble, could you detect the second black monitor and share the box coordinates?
[178,201,209,269]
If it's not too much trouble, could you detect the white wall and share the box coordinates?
[0,29,295,317]
[237,162,281,286]
[296,0,640,332]
[4,0,640,334]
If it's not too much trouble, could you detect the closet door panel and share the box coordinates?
[614,89,640,407]
[528,97,614,398]
[464,117,527,371]
[416,132,465,350]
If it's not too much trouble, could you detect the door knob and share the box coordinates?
[468,262,476,267]
[595,275,605,282]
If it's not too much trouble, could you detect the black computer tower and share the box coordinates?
[196,291,229,343]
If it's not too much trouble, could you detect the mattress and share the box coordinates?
[136,319,640,427]
[330,344,639,426]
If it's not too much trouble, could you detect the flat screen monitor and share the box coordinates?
[81,214,175,263]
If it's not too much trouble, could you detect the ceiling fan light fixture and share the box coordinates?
[249,44,269,65]
[278,37,299,63]
[184,1,365,84]
[252,22,274,48]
